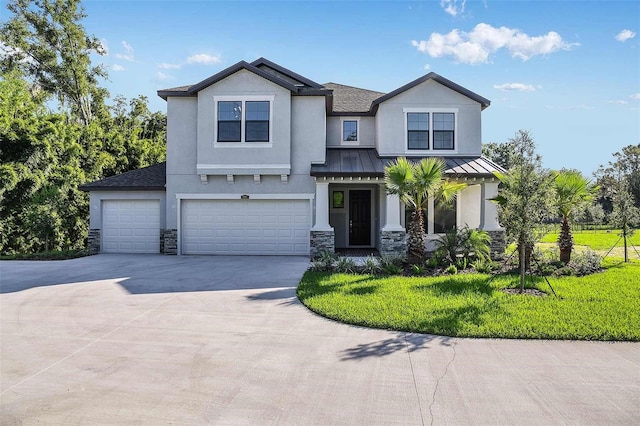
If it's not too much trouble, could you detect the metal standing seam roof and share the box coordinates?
[310,149,505,178]
[78,162,166,191]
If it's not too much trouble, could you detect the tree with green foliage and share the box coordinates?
[595,144,640,213]
[482,140,519,170]
[384,157,466,261]
[1,0,108,125]
[0,0,168,255]
[553,170,598,263]
[492,130,555,292]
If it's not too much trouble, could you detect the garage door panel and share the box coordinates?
[102,200,160,254]
[182,199,310,255]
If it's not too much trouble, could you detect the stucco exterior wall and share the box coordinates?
[375,80,482,157]
[326,116,375,147]
[196,69,292,175]
[88,191,166,229]
[459,184,482,229]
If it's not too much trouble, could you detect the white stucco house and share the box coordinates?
[80,58,505,257]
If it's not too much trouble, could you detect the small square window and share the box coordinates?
[333,191,344,208]
[343,121,358,142]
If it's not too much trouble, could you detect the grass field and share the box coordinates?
[298,260,640,340]
[540,229,640,250]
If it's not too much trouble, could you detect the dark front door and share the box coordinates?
[349,190,371,246]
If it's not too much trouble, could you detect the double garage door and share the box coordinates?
[102,200,160,253]
[181,199,310,255]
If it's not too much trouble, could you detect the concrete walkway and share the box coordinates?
[1,255,638,425]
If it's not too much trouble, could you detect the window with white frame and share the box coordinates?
[405,109,456,151]
[404,196,457,234]
[216,98,272,143]
[342,120,358,142]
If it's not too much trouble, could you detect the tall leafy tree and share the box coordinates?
[384,157,466,261]
[482,140,519,170]
[595,144,640,213]
[1,0,107,124]
[553,170,598,263]
[492,130,555,292]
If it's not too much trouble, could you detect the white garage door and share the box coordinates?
[102,200,160,253]
[182,199,310,255]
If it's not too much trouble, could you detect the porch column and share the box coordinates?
[481,181,506,259]
[312,181,332,231]
[381,193,404,231]
[480,181,502,231]
[380,190,407,257]
[310,180,334,257]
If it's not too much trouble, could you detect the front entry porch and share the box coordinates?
[308,149,507,259]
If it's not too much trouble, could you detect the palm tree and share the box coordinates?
[554,170,598,263]
[384,157,466,261]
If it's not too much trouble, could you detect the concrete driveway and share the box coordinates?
[1,255,638,425]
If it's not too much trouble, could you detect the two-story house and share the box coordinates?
[80,58,505,257]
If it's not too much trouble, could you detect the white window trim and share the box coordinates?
[403,193,460,236]
[403,107,458,154]
[340,117,360,145]
[213,95,275,147]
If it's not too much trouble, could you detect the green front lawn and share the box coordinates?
[297,260,640,340]
[540,229,640,250]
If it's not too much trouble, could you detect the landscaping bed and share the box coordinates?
[297,259,640,341]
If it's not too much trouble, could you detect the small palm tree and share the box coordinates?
[384,157,466,261]
[554,170,598,263]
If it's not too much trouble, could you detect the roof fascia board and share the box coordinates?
[187,61,299,95]
[251,57,323,88]
[371,72,490,113]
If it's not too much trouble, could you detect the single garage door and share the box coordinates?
[102,200,160,253]
[182,199,310,255]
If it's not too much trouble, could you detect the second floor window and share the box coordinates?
[343,120,358,142]
[217,100,271,143]
[407,113,429,150]
[406,111,456,151]
[218,101,242,142]
[433,113,454,150]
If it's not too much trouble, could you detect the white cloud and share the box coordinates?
[440,0,466,17]
[615,29,636,42]
[0,41,35,64]
[412,23,578,64]
[115,41,134,61]
[186,53,221,65]
[631,93,640,100]
[423,64,431,70]
[607,100,628,105]
[494,83,536,92]
[158,62,181,69]
[111,64,126,72]
[545,104,595,111]
[156,71,171,81]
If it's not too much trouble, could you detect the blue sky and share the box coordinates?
[5,0,640,175]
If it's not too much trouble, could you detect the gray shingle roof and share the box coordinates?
[79,162,166,191]
[310,149,505,178]
[322,83,385,114]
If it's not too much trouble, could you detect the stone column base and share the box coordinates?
[380,230,407,258]
[486,229,506,260]
[88,229,101,255]
[310,230,335,258]
[161,229,178,255]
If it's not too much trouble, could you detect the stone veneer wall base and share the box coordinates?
[88,229,101,255]
[162,229,178,255]
[310,230,335,258]
[379,230,407,258]
[486,229,506,260]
